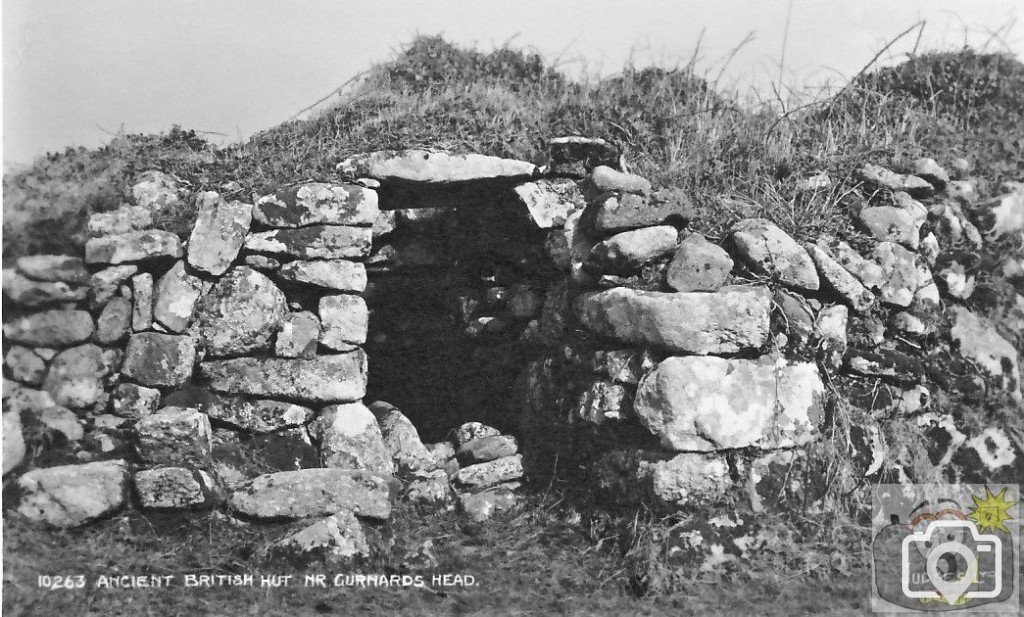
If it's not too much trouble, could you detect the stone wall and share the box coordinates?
[3,139,1022,556]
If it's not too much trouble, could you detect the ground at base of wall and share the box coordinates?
[2,492,877,617]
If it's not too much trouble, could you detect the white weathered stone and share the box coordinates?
[275,311,320,358]
[131,273,154,331]
[458,487,519,521]
[575,381,632,424]
[513,178,585,229]
[588,165,651,196]
[814,305,849,370]
[338,150,537,184]
[110,383,161,419]
[816,237,884,290]
[858,206,922,249]
[153,261,203,333]
[312,403,394,475]
[319,295,368,350]
[972,188,1023,239]
[452,422,501,447]
[16,460,127,528]
[634,356,825,451]
[276,259,367,292]
[187,192,252,275]
[576,286,771,354]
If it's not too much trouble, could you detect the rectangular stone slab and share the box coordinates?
[200,351,367,404]
[575,286,770,354]
[227,468,390,521]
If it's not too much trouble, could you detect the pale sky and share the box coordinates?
[2,0,1021,168]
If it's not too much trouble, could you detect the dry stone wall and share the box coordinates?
[2,138,1023,565]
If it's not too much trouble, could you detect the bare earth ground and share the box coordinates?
[2,500,873,617]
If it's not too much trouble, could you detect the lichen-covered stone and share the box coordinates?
[730,219,819,290]
[666,234,733,292]
[15,255,88,285]
[85,230,183,265]
[634,356,825,451]
[87,204,155,237]
[200,351,367,403]
[804,243,874,311]
[197,267,287,357]
[3,310,94,348]
[227,468,391,521]
[2,270,87,307]
[319,294,368,349]
[244,225,371,260]
[42,344,107,409]
[457,435,518,465]
[454,454,524,488]
[814,305,849,370]
[152,261,203,333]
[91,265,138,309]
[5,346,46,386]
[970,188,1023,239]
[857,206,922,249]
[135,407,212,466]
[591,191,694,233]
[95,296,132,344]
[816,237,884,290]
[859,163,934,198]
[275,259,367,292]
[592,450,731,509]
[205,396,314,432]
[187,192,252,275]
[134,467,215,509]
[121,332,197,388]
[586,225,677,274]
[131,273,154,331]
[406,469,453,507]
[3,411,26,475]
[950,307,1021,399]
[254,183,379,228]
[369,401,439,479]
[576,286,770,354]
[275,311,320,358]
[272,510,371,564]
[452,422,501,447]
[16,460,127,528]
[312,403,394,475]
[872,242,919,307]
[338,150,537,184]
[110,383,161,418]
